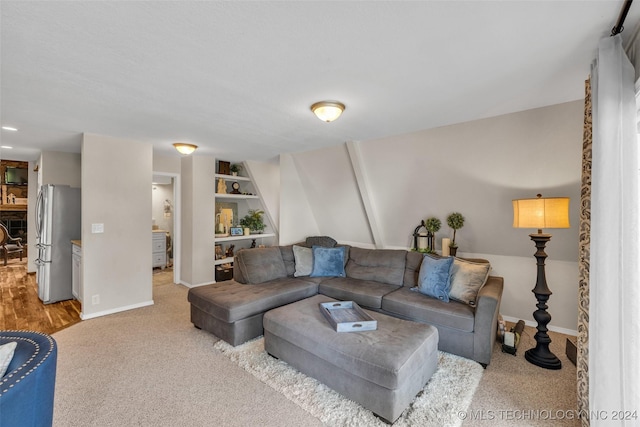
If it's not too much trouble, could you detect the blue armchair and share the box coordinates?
[0,331,58,427]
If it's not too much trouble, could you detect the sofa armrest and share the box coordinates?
[473,276,504,366]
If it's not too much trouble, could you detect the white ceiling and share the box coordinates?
[1,1,638,162]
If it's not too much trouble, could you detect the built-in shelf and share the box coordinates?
[215,173,251,182]
[0,205,27,211]
[214,161,277,282]
[214,256,234,266]
[214,193,259,200]
[215,233,276,243]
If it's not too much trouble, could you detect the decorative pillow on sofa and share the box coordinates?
[234,247,287,284]
[310,246,346,277]
[449,258,491,306]
[305,236,337,248]
[292,245,313,277]
[417,254,454,302]
[0,341,17,377]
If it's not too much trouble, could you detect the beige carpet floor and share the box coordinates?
[215,337,483,426]
[52,278,578,426]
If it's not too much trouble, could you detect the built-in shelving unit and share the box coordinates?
[213,163,277,280]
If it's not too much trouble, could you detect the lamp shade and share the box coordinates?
[173,142,198,155]
[512,196,570,230]
[310,101,345,122]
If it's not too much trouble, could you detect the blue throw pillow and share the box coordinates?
[310,246,346,277]
[417,255,454,302]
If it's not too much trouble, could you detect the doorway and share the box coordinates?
[152,172,180,285]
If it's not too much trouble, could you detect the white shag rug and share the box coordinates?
[214,337,483,427]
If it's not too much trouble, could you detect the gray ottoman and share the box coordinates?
[263,295,439,423]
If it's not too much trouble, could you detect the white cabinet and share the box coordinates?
[152,230,167,269]
[71,242,82,302]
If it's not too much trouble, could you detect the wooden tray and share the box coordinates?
[319,301,377,332]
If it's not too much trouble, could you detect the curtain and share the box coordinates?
[589,34,640,423]
[577,78,591,426]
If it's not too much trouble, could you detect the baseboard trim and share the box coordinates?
[80,299,154,320]
[179,280,213,288]
[501,315,577,336]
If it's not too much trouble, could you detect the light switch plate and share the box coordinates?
[91,223,104,233]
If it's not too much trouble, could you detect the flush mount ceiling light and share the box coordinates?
[173,142,198,155]
[310,101,345,122]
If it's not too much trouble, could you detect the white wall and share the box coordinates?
[26,161,38,273]
[280,100,583,332]
[279,153,320,244]
[180,155,215,287]
[153,153,181,174]
[40,151,81,187]
[80,133,153,319]
[245,157,280,235]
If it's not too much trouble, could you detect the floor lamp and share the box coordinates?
[512,194,570,370]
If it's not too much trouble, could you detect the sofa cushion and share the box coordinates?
[310,246,346,277]
[279,245,296,277]
[293,245,313,277]
[382,287,475,332]
[187,278,318,323]
[403,251,423,287]
[417,255,454,302]
[345,247,407,286]
[319,277,400,309]
[449,258,491,306]
[235,247,287,284]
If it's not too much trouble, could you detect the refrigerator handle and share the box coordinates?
[35,189,43,239]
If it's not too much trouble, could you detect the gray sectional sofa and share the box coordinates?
[188,242,503,366]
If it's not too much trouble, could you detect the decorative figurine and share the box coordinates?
[217,178,227,194]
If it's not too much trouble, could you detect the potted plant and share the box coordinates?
[239,209,265,234]
[424,216,441,252]
[446,212,465,256]
[230,164,242,176]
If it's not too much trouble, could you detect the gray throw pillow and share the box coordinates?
[235,247,287,284]
[448,258,491,306]
[292,245,313,277]
[305,236,337,248]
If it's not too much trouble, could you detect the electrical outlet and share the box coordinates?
[91,223,104,233]
[92,294,100,305]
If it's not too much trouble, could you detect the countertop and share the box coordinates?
[71,240,81,247]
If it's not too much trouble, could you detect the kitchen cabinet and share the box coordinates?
[152,230,167,269]
[71,241,82,302]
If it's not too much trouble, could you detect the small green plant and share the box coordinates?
[446,212,465,247]
[230,164,242,174]
[425,217,441,234]
[240,209,265,233]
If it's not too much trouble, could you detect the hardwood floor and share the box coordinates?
[0,258,81,334]
[1,259,175,335]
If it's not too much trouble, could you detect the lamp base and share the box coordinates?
[525,346,562,370]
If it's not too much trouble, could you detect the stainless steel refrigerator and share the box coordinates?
[35,184,81,304]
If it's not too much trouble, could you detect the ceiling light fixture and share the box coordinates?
[2,126,18,131]
[310,101,345,122]
[1,146,13,149]
[173,142,198,155]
